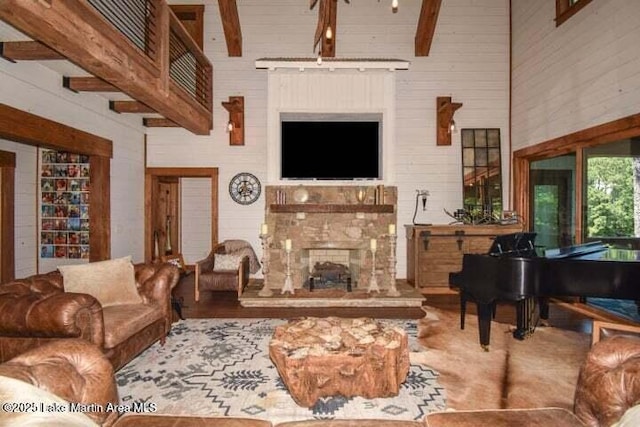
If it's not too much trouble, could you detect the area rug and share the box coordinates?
[116,318,446,423]
[415,306,591,411]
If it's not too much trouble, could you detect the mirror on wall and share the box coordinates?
[461,128,502,219]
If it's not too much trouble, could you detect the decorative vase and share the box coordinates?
[356,187,367,204]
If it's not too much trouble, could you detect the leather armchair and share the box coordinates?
[195,242,250,301]
[0,339,119,426]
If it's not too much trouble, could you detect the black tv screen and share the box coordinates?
[281,120,381,180]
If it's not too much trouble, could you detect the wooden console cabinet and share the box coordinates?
[405,224,523,294]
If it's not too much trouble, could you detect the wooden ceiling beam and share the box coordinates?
[63,76,119,93]
[109,101,156,114]
[0,41,64,61]
[415,0,442,57]
[218,0,242,57]
[143,118,179,128]
[0,0,212,135]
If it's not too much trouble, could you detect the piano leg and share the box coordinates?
[477,303,493,351]
[460,292,467,330]
[539,297,549,320]
[513,299,528,340]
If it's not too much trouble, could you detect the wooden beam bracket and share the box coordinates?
[437,96,463,146]
[222,96,245,146]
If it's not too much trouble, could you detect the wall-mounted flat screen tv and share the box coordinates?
[280,113,382,180]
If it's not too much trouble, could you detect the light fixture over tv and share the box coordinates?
[280,113,382,180]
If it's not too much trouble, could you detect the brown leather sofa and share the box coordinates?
[2,324,640,426]
[0,262,179,370]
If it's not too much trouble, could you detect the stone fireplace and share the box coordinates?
[261,185,397,293]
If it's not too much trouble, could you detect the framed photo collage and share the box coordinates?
[40,149,90,259]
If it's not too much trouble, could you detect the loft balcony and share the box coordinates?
[0,0,213,135]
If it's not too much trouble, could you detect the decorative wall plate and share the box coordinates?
[293,187,309,203]
[229,172,261,205]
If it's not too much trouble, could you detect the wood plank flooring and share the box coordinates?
[173,274,604,335]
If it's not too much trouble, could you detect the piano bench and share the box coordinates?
[424,407,584,427]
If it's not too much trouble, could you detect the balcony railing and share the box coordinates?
[0,0,213,134]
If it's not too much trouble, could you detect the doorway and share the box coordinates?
[145,168,218,263]
[529,157,575,252]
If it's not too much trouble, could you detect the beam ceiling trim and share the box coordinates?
[0,0,212,135]
[218,0,242,57]
[144,118,179,128]
[415,0,442,57]
[63,76,119,93]
[109,101,156,114]
[0,41,63,61]
[0,103,112,158]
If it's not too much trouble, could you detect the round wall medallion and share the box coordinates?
[229,172,261,205]
[293,187,309,203]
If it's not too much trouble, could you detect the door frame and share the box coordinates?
[529,169,573,248]
[0,103,112,279]
[0,150,15,283]
[144,167,218,263]
[513,111,640,241]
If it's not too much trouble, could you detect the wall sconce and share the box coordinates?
[222,96,244,146]
[437,96,463,146]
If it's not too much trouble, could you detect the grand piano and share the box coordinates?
[450,232,640,349]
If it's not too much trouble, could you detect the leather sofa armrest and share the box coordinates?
[135,263,180,334]
[0,339,119,426]
[574,334,640,427]
[0,291,104,346]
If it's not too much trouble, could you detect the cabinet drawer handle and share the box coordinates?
[420,230,431,251]
[455,230,465,250]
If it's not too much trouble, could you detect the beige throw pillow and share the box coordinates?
[214,254,242,271]
[58,256,142,307]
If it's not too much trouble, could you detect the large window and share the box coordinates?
[584,140,640,247]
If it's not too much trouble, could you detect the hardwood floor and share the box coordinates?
[173,274,598,335]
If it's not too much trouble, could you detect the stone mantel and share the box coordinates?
[262,185,397,293]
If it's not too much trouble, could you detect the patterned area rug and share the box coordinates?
[116,318,445,423]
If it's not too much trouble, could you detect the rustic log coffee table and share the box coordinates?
[269,317,410,407]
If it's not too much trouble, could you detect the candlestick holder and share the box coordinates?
[282,246,295,295]
[258,233,273,297]
[386,233,400,297]
[367,246,380,293]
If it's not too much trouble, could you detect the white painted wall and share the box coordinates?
[0,58,147,276]
[511,0,640,151]
[150,0,511,278]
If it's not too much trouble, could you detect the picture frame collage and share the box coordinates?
[40,149,90,259]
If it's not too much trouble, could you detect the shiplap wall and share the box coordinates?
[0,59,147,276]
[511,0,640,150]
[149,0,510,278]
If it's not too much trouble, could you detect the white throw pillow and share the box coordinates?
[612,404,640,427]
[214,254,242,271]
[58,256,142,307]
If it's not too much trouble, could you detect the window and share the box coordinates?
[583,140,640,247]
[556,0,593,27]
[461,129,502,218]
